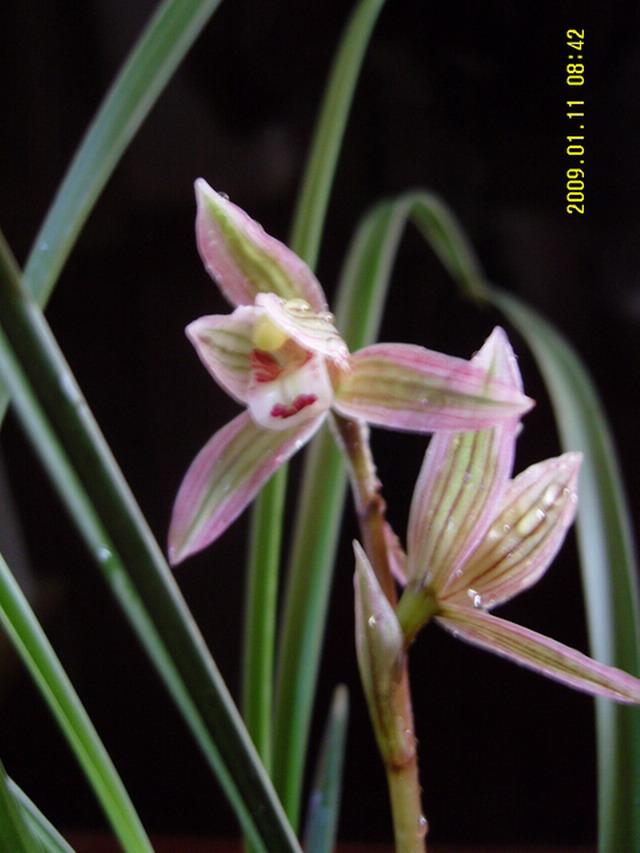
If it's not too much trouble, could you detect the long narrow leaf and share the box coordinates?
[487,289,640,853]
[0,760,46,853]
[0,551,152,853]
[0,0,224,424]
[289,0,388,269]
[23,0,224,307]
[303,686,349,853]
[8,781,77,853]
[0,234,300,853]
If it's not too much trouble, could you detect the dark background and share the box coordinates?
[1,0,639,847]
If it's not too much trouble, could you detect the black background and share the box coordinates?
[1,0,639,847]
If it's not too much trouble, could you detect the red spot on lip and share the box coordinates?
[251,350,282,383]
[271,394,318,419]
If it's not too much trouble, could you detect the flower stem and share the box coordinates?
[333,413,427,853]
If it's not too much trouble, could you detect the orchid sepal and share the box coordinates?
[405,327,523,592]
[437,605,640,704]
[334,342,533,433]
[195,179,327,310]
[443,451,582,608]
[168,411,324,565]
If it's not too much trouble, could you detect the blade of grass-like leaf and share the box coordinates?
[247,0,388,825]
[0,0,224,424]
[0,551,153,853]
[272,199,407,825]
[23,0,224,307]
[355,190,640,852]
[0,759,46,853]
[241,475,285,771]
[8,780,76,853]
[289,0,388,269]
[0,235,300,853]
[486,289,640,853]
[303,686,349,853]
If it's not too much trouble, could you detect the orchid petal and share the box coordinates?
[333,341,533,432]
[186,306,262,404]
[406,328,522,591]
[257,293,349,367]
[444,452,582,608]
[168,411,324,564]
[195,179,327,310]
[438,605,640,704]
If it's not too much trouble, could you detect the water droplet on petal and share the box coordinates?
[218,191,230,200]
[467,588,483,609]
[418,815,429,838]
[368,615,377,628]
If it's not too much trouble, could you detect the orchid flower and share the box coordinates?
[356,327,640,704]
[168,181,533,564]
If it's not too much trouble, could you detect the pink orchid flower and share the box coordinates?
[168,181,533,564]
[355,328,640,703]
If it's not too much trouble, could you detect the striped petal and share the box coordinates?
[406,327,523,591]
[444,452,582,609]
[257,293,349,367]
[186,306,261,404]
[438,605,640,704]
[168,411,324,564]
[195,179,327,310]
[333,341,533,433]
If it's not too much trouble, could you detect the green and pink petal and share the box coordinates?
[168,411,325,564]
[195,179,328,310]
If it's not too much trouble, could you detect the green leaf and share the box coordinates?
[0,234,300,853]
[303,686,349,853]
[487,290,640,853]
[8,779,78,853]
[289,0,388,270]
[0,0,225,424]
[0,759,46,853]
[0,549,153,853]
[23,0,225,307]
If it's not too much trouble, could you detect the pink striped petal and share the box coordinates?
[406,328,522,591]
[257,293,349,367]
[438,605,640,704]
[333,342,533,433]
[195,179,327,310]
[186,307,261,404]
[168,411,324,564]
[444,452,582,608]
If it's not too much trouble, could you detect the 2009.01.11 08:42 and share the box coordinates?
[566,28,585,213]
